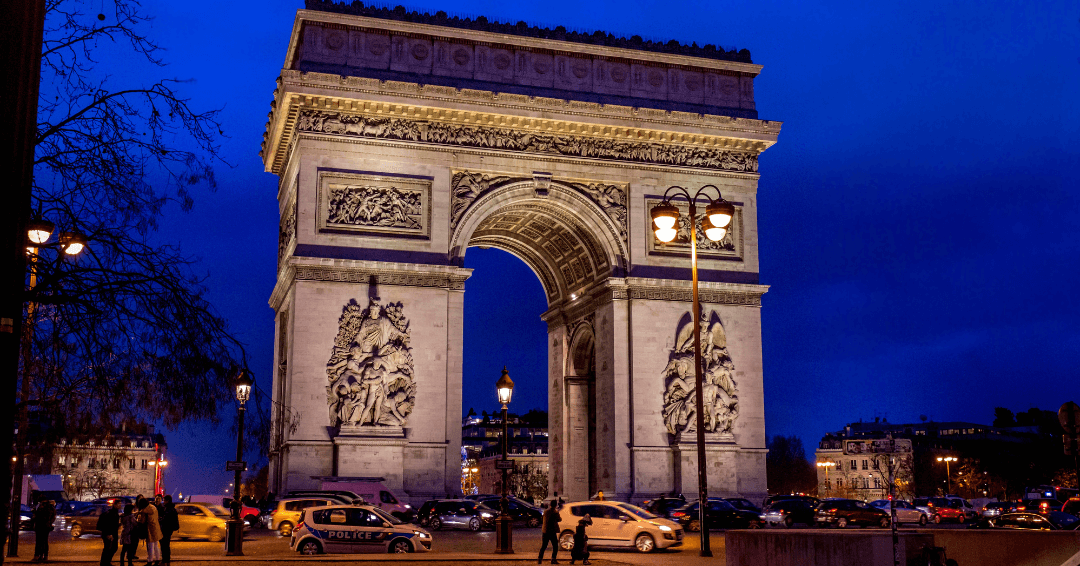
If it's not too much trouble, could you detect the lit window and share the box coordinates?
[141,460,148,470]
[58,456,65,466]
[862,460,869,470]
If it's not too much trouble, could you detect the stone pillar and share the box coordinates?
[547,324,567,499]
[564,376,591,502]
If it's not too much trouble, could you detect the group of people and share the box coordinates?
[94,494,179,566]
[538,501,591,566]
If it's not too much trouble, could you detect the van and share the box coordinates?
[318,478,412,519]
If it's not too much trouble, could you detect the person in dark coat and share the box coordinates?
[569,515,591,565]
[32,499,56,562]
[97,499,122,566]
[159,495,179,566]
[538,502,562,564]
[119,504,138,566]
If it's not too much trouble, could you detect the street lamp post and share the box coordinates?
[937,456,956,494]
[650,186,734,558]
[494,367,514,554]
[8,218,84,557]
[226,370,253,556]
[817,461,835,492]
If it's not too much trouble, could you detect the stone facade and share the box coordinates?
[264,5,779,505]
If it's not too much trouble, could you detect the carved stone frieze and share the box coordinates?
[294,266,469,290]
[326,295,415,429]
[319,171,431,237]
[662,311,739,437]
[450,171,525,231]
[296,109,759,173]
[627,287,761,306]
[278,200,297,268]
[567,181,628,241]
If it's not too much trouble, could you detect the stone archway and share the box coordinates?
[263,6,778,506]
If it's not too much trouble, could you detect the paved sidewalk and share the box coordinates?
[3,558,634,565]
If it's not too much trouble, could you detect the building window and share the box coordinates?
[872,459,880,470]
[863,478,870,489]
[89,440,95,447]
[141,459,148,470]
[57,456,65,466]
[71,456,79,468]
[862,460,869,470]
[850,460,857,471]
[874,478,882,489]
[837,479,843,488]
[129,459,135,469]
[131,441,137,448]
[825,479,831,490]
[113,459,120,469]
[89,458,96,469]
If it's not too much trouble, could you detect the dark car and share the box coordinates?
[990,511,1080,531]
[642,496,689,519]
[815,499,890,528]
[1019,499,1061,514]
[475,496,542,527]
[65,504,108,538]
[417,499,496,531]
[19,505,34,531]
[725,497,762,515]
[669,498,761,531]
[762,494,819,509]
[762,499,817,527]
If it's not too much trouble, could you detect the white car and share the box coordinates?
[869,500,928,526]
[289,504,431,555]
[556,501,683,553]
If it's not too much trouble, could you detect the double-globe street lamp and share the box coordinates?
[937,456,957,494]
[8,216,85,557]
[226,369,253,556]
[650,186,734,558]
[494,367,514,554]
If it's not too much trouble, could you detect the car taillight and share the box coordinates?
[672,512,686,518]
[1041,502,1049,509]
[270,509,277,515]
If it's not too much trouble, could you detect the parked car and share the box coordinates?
[19,505,33,531]
[669,498,761,531]
[286,490,364,505]
[815,499,890,528]
[642,496,689,520]
[725,497,762,515]
[926,498,974,524]
[475,496,542,527]
[761,499,817,528]
[869,500,929,526]
[1019,499,1061,514]
[66,504,108,538]
[980,501,1018,520]
[990,511,1080,531]
[556,500,683,553]
[912,497,936,520]
[174,503,232,542]
[316,480,413,520]
[289,504,431,555]
[417,499,496,531]
[762,494,819,509]
[271,497,340,537]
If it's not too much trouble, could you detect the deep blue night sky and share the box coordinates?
[94,0,1080,496]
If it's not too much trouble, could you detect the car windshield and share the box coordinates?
[370,507,402,525]
[617,503,657,519]
[205,505,230,516]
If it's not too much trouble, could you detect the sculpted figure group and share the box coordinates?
[661,311,740,436]
[326,297,416,428]
[327,185,422,229]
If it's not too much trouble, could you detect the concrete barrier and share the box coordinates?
[726,529,1080,566]
[725,530,934,566]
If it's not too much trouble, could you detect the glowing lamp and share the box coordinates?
[650,202,679,230]
[496,367,514,407]
[655,227,678,242]
[28,219,54,245]
[60,231,86,255]
[702,217,727,242]
[705,200,735,229]
[234,369,254,405]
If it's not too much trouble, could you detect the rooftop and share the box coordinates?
[305,0,752,63]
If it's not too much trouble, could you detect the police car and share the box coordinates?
[289,504,432,554]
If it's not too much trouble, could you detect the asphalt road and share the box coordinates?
[3,521,972,564]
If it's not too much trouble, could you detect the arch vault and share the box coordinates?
[263,4,780,504]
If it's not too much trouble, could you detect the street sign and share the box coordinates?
[1059,402,1080,435]
[495,459,514,470]
[225,461,247,472]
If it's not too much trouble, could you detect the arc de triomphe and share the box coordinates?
[263,2,780,505]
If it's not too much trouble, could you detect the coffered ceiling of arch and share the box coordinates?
[469,204,610,303]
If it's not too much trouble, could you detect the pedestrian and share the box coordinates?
[159,495,179,566]
[538,501,562,564]
[32,499,56,562]
[136,497,163,566]
[569,514,591,565]
[97,499,122,566]
[120,504,139,566]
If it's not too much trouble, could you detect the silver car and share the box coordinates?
[869,500,928,526]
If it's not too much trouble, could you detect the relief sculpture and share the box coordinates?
[326,295,415,428]
[327,185,422,229]
[297,109,759,173]
[662,311,739,436]
[450,171,521,230]
[569,181,627,241]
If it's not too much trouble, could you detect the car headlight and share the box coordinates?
[404,504,412,509]
[414,531,430,538]
[480,512,493,518]
[658,525,672,532]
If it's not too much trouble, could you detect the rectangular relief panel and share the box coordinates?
[317,169,432,239]
[644,197,743,261]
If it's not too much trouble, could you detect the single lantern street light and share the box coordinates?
[494,367,514,554]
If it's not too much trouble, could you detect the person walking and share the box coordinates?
[32,499,56,562]
[97,499,122,566]
[159,496,179,566]
[119,504,138,566]
[569,514,591,565]
[136,498,163,566]
[538,502,562,564]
